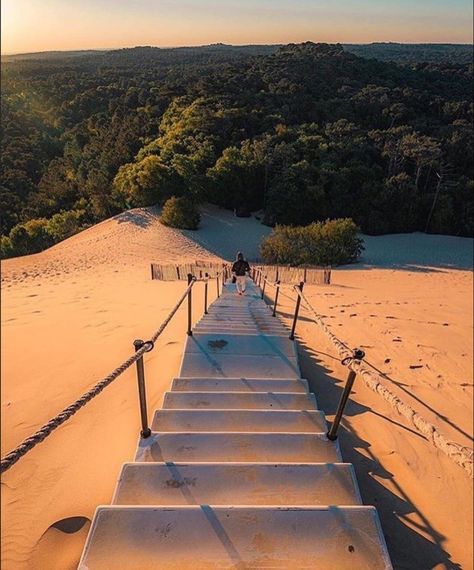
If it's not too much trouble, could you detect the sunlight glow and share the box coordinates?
[1,0,472,55]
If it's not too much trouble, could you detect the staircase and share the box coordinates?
[79,280,392,569]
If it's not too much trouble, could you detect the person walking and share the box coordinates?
[232,252,251,295]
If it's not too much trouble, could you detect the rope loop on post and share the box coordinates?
[143,340,155,352]
[341,348,365,366]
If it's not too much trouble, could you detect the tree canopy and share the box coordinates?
[1,42,472,257]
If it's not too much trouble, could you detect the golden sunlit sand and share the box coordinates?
[1,206,473,569]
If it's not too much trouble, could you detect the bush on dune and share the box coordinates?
[1,210,85,259]
[260,218,364,266]
[160,196,201,230]
[46,210,83,242]
[8,218,53,256]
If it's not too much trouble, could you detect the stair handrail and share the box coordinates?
[250,270,474,477]
[291,285,474,478]
[1,277,204,475]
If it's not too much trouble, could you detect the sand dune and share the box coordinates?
[1,205,473,569]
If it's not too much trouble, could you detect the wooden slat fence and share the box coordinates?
[254,264,331,285]
[151,260,228,281]
[151,260,330,284]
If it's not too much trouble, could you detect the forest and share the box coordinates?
[1,42,473,257]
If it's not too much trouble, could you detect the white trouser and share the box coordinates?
[236,275,247,293]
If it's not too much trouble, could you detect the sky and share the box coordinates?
[1,0,473,55]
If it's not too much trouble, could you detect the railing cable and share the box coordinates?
[293,286,474,477]
[1,279,197,474]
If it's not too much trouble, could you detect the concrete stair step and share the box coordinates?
[135,432,340,463]
[208,308,270,314]
[184,334,296,356]
[171,378,309,393]
[197,321,283,328]
[180,353,300,378]
[162,391,318,410]
[193,332,288,338]
[197,320,261,325]
[195,324,285,329]
[194,324,262,329]
[196,319,285,330]
[207,304,270,308]
[193,328,287,335]
[206,308,273,313]
[112,463,361,506]
[151,409,327,432]
[79,506,392,569]
[199,320,257,324]
[205,314,271,319]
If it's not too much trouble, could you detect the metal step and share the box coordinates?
[113,462,361,506]
[162,391,318,410]
[79,506,392,569]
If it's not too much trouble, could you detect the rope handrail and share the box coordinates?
[0,279,197,474]
[291,285,473,477]
[262,275,279,288]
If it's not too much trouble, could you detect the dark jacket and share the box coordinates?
[232,259,250,276]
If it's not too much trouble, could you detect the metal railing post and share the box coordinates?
[204,273,209,314]
[187,273,193,336]
[261,276,266,299]
[133,339,151,438]
[327,349,365,441]
[216,273,220,298]
[272,280,280,317]
[258,270,262,288]
[289,281,304,340]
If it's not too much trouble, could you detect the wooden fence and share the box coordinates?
[254,264,331,285]
[151,260,228,281]
[151,260,330,284]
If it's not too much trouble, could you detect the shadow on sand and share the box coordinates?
[115,208,160,228]
[296,337,462,570]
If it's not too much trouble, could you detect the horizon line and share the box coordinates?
[2,40,473,57]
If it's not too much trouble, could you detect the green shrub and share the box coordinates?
[0,235,14,259]
[160,196,200,230]
[260,218,364,266]
[46,210,82,241]
[9,218,53,256]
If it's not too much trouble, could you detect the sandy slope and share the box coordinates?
[1,205,473,570]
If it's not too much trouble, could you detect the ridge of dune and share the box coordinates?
[1,204,473,569]
[1,207,220,287]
